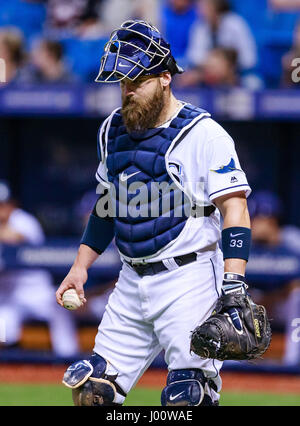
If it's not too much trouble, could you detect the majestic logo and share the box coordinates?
[211,158,241,174]
[120,171,141,182]
[95,178,206,219]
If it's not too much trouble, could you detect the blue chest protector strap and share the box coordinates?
[103,104,214,259]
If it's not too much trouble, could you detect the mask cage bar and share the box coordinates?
[95,20,171,83]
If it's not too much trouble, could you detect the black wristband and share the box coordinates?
[222,227,251,261]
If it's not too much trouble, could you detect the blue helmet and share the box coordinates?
[95,20,184,83]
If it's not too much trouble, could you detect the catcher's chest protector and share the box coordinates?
[105,104,209,258]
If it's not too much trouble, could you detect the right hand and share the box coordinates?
[56,266,88,307]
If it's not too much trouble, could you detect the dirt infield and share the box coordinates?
[0,364,299,394]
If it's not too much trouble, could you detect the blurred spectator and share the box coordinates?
[281,20,300,88]
[247,191,300,366]
[0,0,46,43]
[270,0,300,11]
[261,0,300,87]
[160,0,197,66]
[72,189,115,322]
[43,0,103,31]
[75,13,107,40]
[186,0,260,88]
[100,0,159,33]
[0,181,79,357]
[281,224,300,256]
[176,47,238,88]
[74,189,98,233]
[0,27,31,84]
[249,188,300,256]
[133,0,160,27]
[30,39,77,83]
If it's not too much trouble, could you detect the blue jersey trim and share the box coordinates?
[96,171,105,182]
[209,184,250,199]
[97,125,102,162]
[210,258,220,298]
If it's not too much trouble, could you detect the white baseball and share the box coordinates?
[62,289,83,310]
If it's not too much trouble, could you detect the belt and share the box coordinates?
[125,252,198,277]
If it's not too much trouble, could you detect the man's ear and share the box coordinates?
[160,72,172,88]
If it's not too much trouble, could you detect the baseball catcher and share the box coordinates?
[191,273,272,361]
[56,19,271,406]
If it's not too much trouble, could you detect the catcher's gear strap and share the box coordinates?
[161,370,207,406]
[62,354,126,406]
[221,226,251,261]
[80,212,114,255]
[223,272,247,286]
[222,273,248,331]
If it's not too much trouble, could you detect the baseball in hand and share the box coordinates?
[62,289,83,310]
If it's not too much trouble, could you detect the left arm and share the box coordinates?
[213,191,251,331]
[190,192,271,359]
[214,191,251,276]
[190,127,271,360]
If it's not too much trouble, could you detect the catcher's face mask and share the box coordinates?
[95,20,184,83]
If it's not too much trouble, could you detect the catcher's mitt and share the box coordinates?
[190,292,272,361]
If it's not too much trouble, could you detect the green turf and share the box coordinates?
[0,384,73,406]
[0,384,299,406]
[219,392,300,406]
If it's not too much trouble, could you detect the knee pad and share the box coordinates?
[161,369,218,406]
[62,353,126,406]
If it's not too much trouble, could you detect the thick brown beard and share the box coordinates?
[121,82,165,133]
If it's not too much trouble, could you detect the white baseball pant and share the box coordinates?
[94,249,224,401]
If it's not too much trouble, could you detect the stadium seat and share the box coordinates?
[160,2,198,65]
[0,0,46,43]
[61,38,107,82]
[230,0,300,86]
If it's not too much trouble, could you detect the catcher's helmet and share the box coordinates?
[95,20,184,83]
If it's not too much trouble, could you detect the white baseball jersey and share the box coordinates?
[187,12,257,71]
[96,102,251,263]
[92,103,251,404]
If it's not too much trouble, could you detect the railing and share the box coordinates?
[0,239,122,278]
[0,84,300,119]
